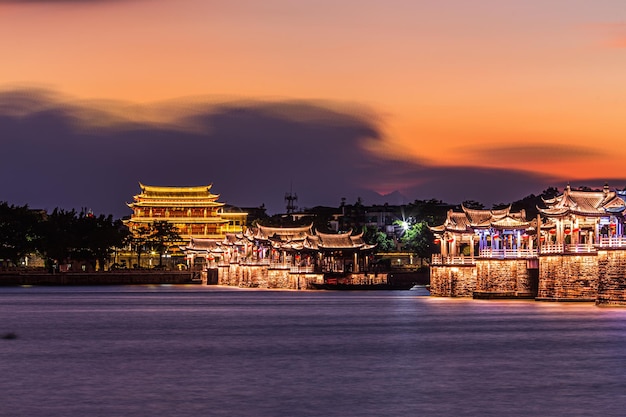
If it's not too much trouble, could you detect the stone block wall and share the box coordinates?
[430,265,477,297]
[475,259,533,294]
[597,250,626,306]
[217,264,321,290]
[538,254,598,300]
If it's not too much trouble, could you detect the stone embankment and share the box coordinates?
[0,271,195,286]
[431,250,626,306]
[214,264,323,289]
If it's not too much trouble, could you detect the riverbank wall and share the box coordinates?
[0,271,195,286]
[431,250,626,305]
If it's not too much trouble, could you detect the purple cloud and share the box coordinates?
[1,88,613,218]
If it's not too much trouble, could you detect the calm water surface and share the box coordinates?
[1,286,625,417]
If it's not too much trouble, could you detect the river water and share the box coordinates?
[1,286,625,417]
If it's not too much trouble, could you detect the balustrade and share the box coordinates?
[597,236,626,248]
[431,254,475,265]
[479,248,538,258]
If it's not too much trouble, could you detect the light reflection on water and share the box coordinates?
[1,286,625,417]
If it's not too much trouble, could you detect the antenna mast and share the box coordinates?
[285,182,298,214]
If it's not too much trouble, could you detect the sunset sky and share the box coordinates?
[1,0,626,217]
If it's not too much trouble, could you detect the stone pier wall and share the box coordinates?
[475,259,534,294]
[431,251,626,304]
[597,250,626,306]
[217,264,322,290]
[430,265,477,297]
[538,254,598,300]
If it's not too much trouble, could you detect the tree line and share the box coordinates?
[0,202,179,271]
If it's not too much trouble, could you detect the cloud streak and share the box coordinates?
[0,88,617,218]
[0,0,136,3]
[465,144,607,163]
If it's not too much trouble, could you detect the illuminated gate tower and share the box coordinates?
[126,183,247,242]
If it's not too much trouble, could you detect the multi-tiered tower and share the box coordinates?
[125,183,247,242]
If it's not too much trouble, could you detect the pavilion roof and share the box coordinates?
[182,237,224,253]
[305,230,376,251]
[253,224,313,242]
[431,206,530,234]
[490,215,530,229]
[538,185,626,217]
[429,209,473,233]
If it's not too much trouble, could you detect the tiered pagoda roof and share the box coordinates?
[304,231,376,251]
[128,183,224,208]
[429,210,472,234]
[430,205,529,234]
[183,237,225,254]
[538,184,626,217]
[240,224,377,252]
[250,224,313,242]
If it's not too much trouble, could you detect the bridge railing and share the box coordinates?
[565,244,596,253]
[289,266,316,273]
[596,237,626,248]
[431,255,476,265]
[479,248,538,258]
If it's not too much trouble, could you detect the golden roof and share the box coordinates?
[128,183,224,208]
[137,183,220,199]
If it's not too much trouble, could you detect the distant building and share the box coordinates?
[125,183,247,242]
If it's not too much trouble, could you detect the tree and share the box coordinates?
[128,225,153,268]
[128,221,181,268]
[74,212,128,270]
[363,226,396,252]
[510,187,560,219]
[461,200,484,210]
[404,199,454,227]
[149,221,181,267]
[0,202,43,267]
[38,208,79,271]
[399,221,435,261]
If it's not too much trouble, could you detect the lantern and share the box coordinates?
[564,229,571,235]
[549,229,556,235]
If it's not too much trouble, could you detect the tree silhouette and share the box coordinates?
[150,221,181,267]
[0,202,43,267]
[128,221,181,268]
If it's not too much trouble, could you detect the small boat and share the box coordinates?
[2,332,17,340]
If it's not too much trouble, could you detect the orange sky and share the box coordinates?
[2,0,626,184]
